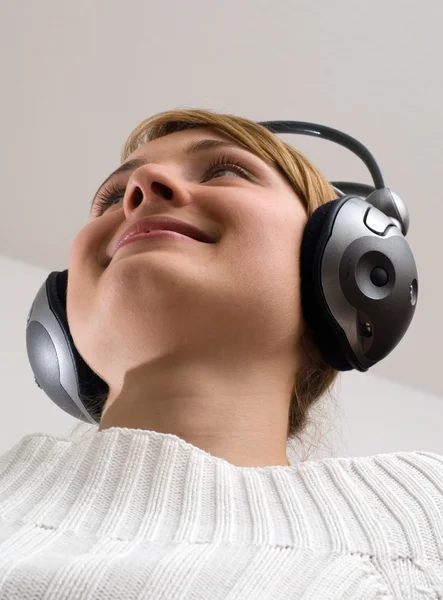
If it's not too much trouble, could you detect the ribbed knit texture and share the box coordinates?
[0,427,442,599]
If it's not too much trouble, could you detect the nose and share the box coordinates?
[123,164,192,213]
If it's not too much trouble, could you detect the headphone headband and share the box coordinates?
[258,120,384,188]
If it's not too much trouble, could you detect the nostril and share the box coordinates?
[152,181,173,200]
[130,187,144,208]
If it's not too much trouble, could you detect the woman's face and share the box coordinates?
[67,127,309,393]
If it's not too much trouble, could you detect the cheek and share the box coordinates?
[68,220,98,274]
[69,221,102,263]
[68,218,112,286]
[247,232,301,290]
[68,229,87,273]
[220,219,302,302]
[66,223,105,344]
[228,202,305,275]
[221,201,306,312]
[66,257,90,334]
[218,228,304,350]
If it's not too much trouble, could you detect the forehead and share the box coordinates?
[127,127,249,161]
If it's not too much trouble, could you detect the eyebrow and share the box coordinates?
[90,138,253,211]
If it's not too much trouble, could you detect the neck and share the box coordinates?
[97,362,293,468]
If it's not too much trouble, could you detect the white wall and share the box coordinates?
[1,254,441,462]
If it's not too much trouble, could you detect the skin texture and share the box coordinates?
[67,127,308,467]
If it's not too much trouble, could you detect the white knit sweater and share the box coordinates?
[0,427,442,599]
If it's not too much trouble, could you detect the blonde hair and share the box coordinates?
[71,108,340,460]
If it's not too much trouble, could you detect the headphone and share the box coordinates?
[25,121,419,425]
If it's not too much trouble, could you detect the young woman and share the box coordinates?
[0,109,440,599]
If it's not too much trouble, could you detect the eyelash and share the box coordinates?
[93,155,252,215]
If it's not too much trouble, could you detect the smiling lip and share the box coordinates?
[115,215,216,254]
[116,230,196,250]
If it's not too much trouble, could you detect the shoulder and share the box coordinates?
[317,450,443,481]
[316,450,443,515]
[301,450,443,559]
[297,450,443,507]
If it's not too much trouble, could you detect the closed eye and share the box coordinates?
[93,154,254,216]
